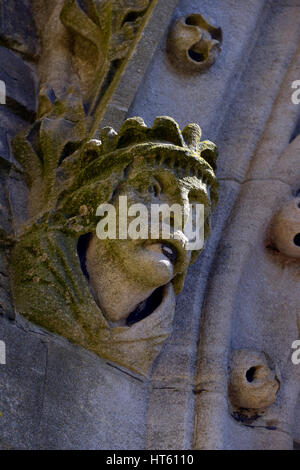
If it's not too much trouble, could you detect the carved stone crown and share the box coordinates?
[82,115,219,208]
[98,116,217,170]
[12,109,218,226]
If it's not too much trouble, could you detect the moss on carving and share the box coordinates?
[60,0,154,115]
[11,114,218,376]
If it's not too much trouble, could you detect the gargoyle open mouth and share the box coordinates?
[77,234,184,327]
[126,284,166,326]
[125,239,186,326]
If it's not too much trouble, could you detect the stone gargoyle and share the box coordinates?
[10,112,218,377]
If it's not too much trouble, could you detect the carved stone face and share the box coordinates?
[85,158,209,326]
[11,116,218,376]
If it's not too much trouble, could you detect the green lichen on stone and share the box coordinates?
[60,0,155,115]
[11,114,218,376]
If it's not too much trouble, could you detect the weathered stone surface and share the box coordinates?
[0,249,13,319]
[0,317,47,450]
[99,0,180,130]
[129,0,267,135]
[38,341,148,450]
[0,0,40,59]
[0,314,150,450]
[0,47,38,115]
[129,0,300,450]
[293,394,300,447]
[0,108,29,164]
[146,388,192,450]
[0,166,14,320]
[0,168,11,235]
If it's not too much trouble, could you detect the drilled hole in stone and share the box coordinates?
[293,233,300,247]
[188,49,205,62]
[246,366,257,383]
[185,15,198,26]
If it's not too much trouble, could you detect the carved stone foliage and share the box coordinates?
[11,113,218,377]
[167,13,222,72]
[32,0,155,134]
[61,0,152,108]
